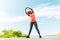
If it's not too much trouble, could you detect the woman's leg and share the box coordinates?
[34,22,41,38]
[27,22,33,38]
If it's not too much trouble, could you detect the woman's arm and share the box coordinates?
[25,7,29,16]
[28,7,34,13]
[25,7,28,14]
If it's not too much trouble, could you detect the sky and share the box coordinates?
[0,0,60,36]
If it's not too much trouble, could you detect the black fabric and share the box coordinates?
[28,22,41,36]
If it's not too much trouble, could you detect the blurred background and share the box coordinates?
[0,0,60,38]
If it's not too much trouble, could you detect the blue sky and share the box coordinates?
[0,0,60,36]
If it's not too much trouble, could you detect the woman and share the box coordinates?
[25,7,42,38]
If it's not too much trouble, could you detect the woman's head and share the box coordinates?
[27,11,33,16]
[28,11,32,14]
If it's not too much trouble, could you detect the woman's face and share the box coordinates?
[28,11,32,16]
[29,14,32,16]
[28,11,32,14]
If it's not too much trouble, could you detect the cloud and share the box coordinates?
[54,15,60,20]
[40,22,49,24]
[34,5,60,20]
[0,11,7,18]
[0,3,60,23]
[0,16,29,23]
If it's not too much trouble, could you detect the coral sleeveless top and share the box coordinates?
[30,14,36,22]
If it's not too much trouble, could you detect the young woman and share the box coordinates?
[25,7,42,38]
